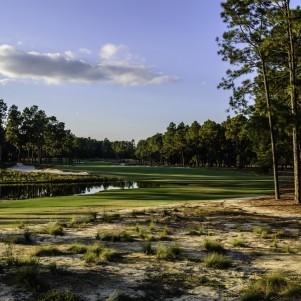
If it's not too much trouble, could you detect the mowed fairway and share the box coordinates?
[0,163,275,226]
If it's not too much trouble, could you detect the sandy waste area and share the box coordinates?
[0,193,301,300]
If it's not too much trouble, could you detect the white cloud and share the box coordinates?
[79,48,92,55]
[99,43,129,60]
[65,50,75,60]
[0,44,177,86]
[0,78,12,85]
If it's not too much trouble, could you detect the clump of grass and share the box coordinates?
[155,243,183,260]
[235,225,244,232]
[141,242,154,255]
[96,230,134,242]
[102,212,121,223]
[187,225,206,236]
[35,246,64,257]
[252,227,270,238]
[85,212,97,223]
[241,272,299,300]
[66,244,87,254]
[23,228,34,244]
[204,239,226,254]
[37,289,83,301]
[3,241,16,266]
[49,262,59,275]
[203,252,232,269]
[157,233,173,241]
[149,220,156,231]
[83,243,121,264]
[42,223,64,236]
[272,229,286,239]
[99,248,120,262]
[17,257,41,290]
[16,221,26,229]
[162,225,173,235]
[232,238,248,248]
[131,209,141,217]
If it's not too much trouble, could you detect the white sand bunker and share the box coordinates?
[7,163,89,176]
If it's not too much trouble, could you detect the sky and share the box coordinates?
[0,0,289,142]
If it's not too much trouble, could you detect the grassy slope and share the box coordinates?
[0,163,275,226]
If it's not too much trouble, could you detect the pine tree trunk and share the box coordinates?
[285,0,301,203]
[261,63,280,200]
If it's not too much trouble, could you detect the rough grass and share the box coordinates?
[241,272,301,300]
[203,253,232,269]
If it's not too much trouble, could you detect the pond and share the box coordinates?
[0,181,144,200]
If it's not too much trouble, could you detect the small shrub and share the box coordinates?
[204,239,226,254]
[204,252,232,269]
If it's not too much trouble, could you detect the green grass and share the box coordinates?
[0,164,275,227]
[241,272,301,300]
[204,239,226,254]
[203,252,232,269]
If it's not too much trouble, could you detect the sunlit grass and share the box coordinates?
[0,164,276,227]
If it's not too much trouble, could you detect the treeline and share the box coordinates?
[0,100,135,164]
[0,99,294,171]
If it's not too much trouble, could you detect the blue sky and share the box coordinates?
[0,1,253,140]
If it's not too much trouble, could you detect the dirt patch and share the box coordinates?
[1,193,301,300]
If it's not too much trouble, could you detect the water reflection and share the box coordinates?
[0,181,142,200]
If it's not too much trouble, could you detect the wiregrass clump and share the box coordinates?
[66,244,87,254]
[203,252,232,269]
[204,239,226,254]
[155,243,183,260]
[141,242,155,255]
[83,243,121,264]
[241,272,301,301]
[42,223,64,236]
[17,257,41,290]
